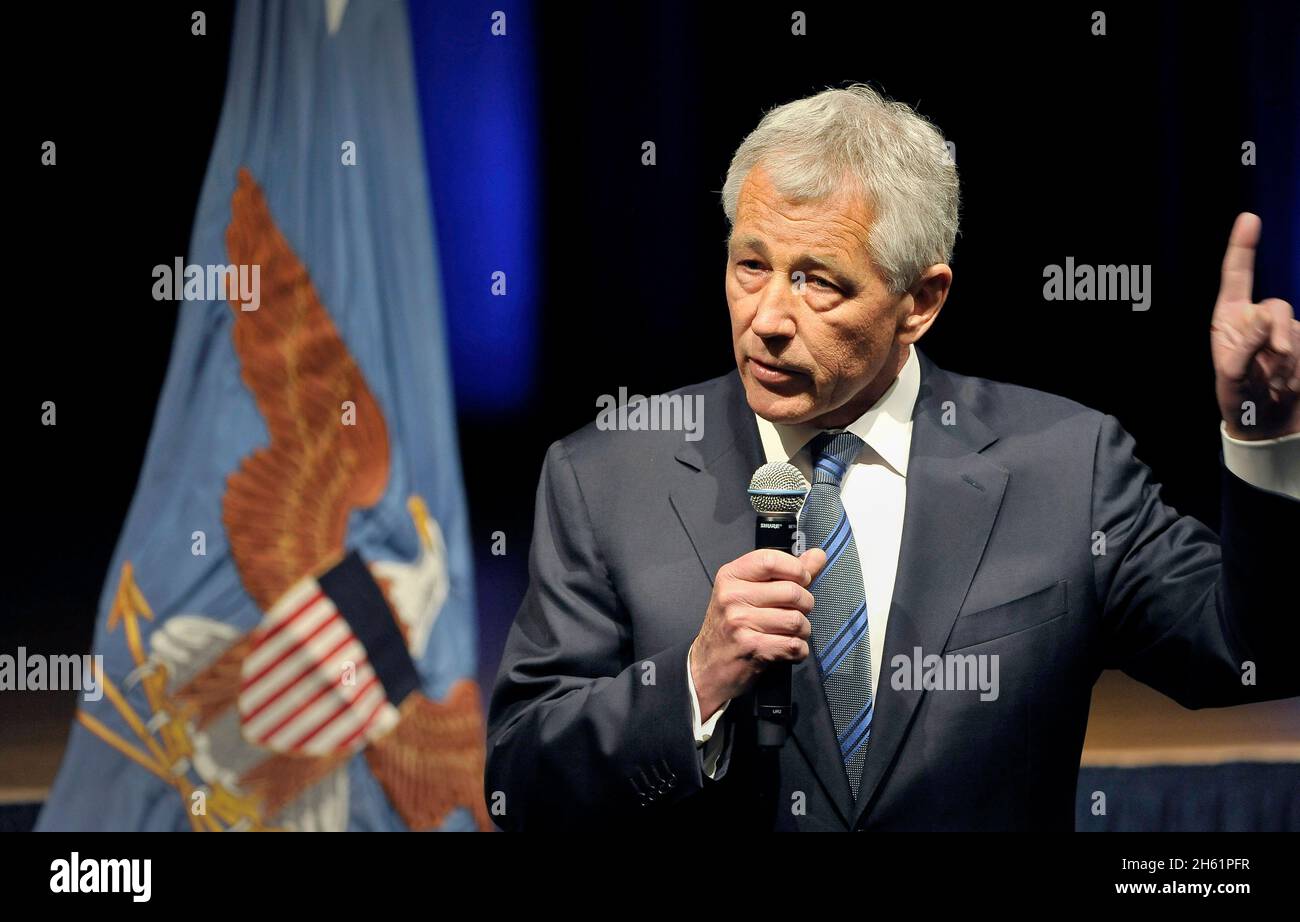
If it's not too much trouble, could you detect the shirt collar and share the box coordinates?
[754,345,920,477]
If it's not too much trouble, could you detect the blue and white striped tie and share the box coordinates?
[800,431,873,798]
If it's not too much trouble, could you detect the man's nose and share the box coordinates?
[751,275,798,339]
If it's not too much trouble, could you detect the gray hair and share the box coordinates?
[721,84,959,294]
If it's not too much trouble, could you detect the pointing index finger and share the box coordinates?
[1219,212,1260,305]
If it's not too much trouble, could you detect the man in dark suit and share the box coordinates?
[485,85,1299,831]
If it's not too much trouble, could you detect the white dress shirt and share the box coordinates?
[687,347,1300,779]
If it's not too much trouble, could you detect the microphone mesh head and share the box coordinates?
[748,462,810,514]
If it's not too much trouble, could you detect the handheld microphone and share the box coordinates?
[747,462,810,749]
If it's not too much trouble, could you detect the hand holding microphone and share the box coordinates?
[688,463,824,742]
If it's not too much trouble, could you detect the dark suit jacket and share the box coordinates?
[485,351,1299,831]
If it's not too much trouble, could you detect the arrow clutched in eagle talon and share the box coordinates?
[124,660,159,691]
[107,561,154,669]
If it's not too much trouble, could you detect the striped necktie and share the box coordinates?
[800,430,873,798]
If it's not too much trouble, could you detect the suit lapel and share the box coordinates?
[849,352,1007,828]
[669,372,763,583]
[670,371,856,825]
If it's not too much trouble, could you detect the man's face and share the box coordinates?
[726,166,910,427]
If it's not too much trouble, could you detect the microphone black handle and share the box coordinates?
[754,513,800,748]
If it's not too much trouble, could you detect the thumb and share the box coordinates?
[798,546,828,585]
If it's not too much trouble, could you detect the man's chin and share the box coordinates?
[742,377,819,425]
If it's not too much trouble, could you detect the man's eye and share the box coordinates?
[739,259,764,271]
[807,275,837,291]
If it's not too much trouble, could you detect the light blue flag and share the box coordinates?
[37,0,488,832]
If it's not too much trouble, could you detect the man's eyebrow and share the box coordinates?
[800,254,848,276]
[728,235,768,256]
[733,235,852,271]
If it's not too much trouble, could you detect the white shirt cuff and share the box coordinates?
[1220,422,1300,501]
[686,651,730,779]
[687,651,728,741]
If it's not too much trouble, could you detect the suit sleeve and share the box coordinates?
[1091,413,1300,707]
[484,439,707,830]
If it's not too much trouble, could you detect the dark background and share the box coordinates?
[7,1,1298,716]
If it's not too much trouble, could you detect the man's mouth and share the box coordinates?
[747,356,805,386]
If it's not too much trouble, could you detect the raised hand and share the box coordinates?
[1211,212,1300,440]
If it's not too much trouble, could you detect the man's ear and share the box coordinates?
[898,263,952,345]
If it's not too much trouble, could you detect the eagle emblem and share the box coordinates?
[82,168,492,831]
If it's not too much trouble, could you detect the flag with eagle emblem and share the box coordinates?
[37,0,491,831]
